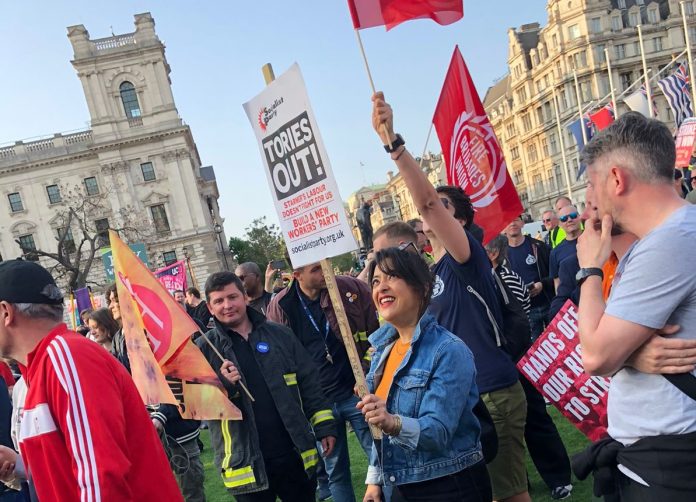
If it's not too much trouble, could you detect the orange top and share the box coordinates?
[375,339,410,401]
[602,253,620,301]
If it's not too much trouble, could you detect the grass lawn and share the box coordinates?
[200,407,593,501]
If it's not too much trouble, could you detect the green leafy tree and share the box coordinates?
[228,236,254,265]
[228,217,286,269]
[331,252,358,273]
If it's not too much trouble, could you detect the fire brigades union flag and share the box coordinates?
[433,46,523,244]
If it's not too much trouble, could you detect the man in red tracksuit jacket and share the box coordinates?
[0,260,183,502]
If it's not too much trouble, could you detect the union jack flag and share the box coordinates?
[657,62,693,127]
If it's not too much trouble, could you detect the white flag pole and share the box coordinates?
[353,29,392,149]
[573,70,588,144]
[418,123,434,169]
[552,86,573,199]
[681,1,696,108]
[637,25,654,117]
[605,48,619,118]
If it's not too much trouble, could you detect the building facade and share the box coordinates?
[344,153,447,250]
[484,0,696,218]
[0,13,231,292]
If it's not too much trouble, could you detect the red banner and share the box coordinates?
[433,46,523,244]
[675,117,696,167]
[517,300,609,442]
[348,0,463,30]
[154,260,188,295]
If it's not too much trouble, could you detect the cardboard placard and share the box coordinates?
[243,63,357,267]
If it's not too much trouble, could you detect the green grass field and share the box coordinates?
[200,407,593,501]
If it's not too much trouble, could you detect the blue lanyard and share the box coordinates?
[296,283,330,341]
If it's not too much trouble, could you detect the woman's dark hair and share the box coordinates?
[88,308,120,339]
[436,185,474,228]
[368,247,434,318]
[105,283,118,305]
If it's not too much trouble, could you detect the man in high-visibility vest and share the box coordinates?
[542,209,565,249]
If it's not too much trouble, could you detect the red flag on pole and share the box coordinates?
[432,46,523,244]
[348,0,463,30]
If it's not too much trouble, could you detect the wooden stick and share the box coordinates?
[320,259,382,440]
[198,329,255,402]
[354,29,393,150]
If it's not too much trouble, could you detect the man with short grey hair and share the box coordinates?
[0,260,182,501]
[542,209,564,249]
[577,112,696,499]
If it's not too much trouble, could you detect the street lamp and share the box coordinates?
[182,245,198,289]
[213,222,229,271]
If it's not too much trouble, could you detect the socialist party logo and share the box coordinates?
[258,97,284,132]
[449,112,507,208]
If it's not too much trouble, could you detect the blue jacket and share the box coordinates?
[365,314,484,486]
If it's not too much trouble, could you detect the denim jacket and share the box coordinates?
[365,314,484,486]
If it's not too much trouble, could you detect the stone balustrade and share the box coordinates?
[92,33,136,52]
[0,130,94,168]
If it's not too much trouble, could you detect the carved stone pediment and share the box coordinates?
[141,190,169,205]
[10,220,37,237]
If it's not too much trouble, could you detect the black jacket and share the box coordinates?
[148,379,201,444]
[196,307,337,495]
[525,236,554,305]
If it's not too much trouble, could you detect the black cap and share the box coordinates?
[0,260,63,305]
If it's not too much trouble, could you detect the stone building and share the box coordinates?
[0,13,231,292]
[484,0,696,218]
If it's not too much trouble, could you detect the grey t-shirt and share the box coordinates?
[606,204,696,445]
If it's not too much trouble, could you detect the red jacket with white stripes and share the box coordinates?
[19,324,183,502]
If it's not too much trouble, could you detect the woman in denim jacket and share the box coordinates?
[359,246,491,502]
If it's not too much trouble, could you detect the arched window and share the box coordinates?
[120,81,141,118]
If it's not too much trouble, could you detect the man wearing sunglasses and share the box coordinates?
[542,210,565,249]
[549,206,582,292]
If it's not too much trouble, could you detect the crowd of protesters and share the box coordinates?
[0,99,693,502]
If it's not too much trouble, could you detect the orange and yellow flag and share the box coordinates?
[110,230,241,420]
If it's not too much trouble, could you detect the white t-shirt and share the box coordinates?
[606,204,696,445]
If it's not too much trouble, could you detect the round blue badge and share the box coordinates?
[256,342,270,353]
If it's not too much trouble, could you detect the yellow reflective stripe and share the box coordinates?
[221,420,232,469]
[310,409,333,427]
[283,373,297,386]
[301,448,319,470]
[356,331,368,341]
[222,465,256,488]
[363,353,372,361]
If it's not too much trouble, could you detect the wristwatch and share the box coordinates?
[575,267,604,286]
[384,133,405,153]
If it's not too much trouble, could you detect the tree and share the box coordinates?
[228,217,286,269]
[16,181,154,292]
[228,236,254,265]
[331,252,358,273]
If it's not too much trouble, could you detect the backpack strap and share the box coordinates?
[663,373,696,402]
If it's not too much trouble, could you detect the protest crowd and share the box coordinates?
[2,2,696,502]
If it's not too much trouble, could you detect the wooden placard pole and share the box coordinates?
[261,63,382,440]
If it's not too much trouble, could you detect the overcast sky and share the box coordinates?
[0,1,548,237]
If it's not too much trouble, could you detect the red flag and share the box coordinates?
[348,0,463,30]
[588,106,614,132]
[432,46,523,244]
